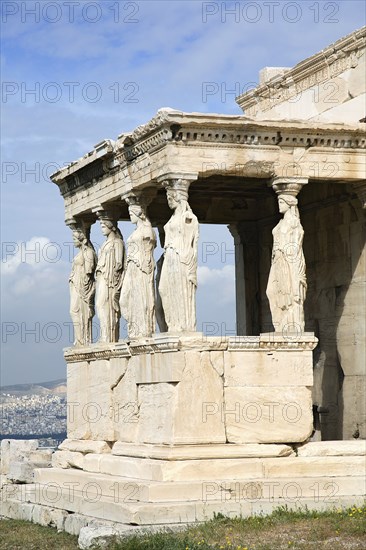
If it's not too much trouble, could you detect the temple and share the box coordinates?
[1,27,365,540]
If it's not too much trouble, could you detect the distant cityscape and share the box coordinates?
[1,380,67,447]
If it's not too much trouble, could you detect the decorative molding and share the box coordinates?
[130,108,182,141]
[52,112,366,202]
[237,27,366,112]
[228,336,260,350]
[64,332,318,362]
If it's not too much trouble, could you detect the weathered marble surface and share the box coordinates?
[267,194,307,333]
[120,195,156,338]
[69,225,97,346]
[159,178,199,332]
[65,336,316,445]
[95,217,125,343]
[237,28,366,123]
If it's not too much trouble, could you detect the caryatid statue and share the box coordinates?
[266,189,307,333]
[68,220,97,346]
[158,177,199,332]
[120,191,157,339]
[95,211,125,343]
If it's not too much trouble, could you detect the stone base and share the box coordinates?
[65,333,317,445]
[3,335,364,546]
[2,441,365,540]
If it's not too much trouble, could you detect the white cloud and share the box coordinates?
[1,236,70,301]
[198,264,234,284]
[198,264,235,305]
[2,237,58,275]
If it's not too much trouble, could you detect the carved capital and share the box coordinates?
[121,187,156,210]
[92,206,119,223]
[270,176,308,197]
[353,181,366,209]
[157,172,198,190]
[65,217,93,240]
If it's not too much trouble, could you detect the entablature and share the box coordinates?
[51,110,366,222]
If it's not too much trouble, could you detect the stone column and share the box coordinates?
[339,180,366,438]
[229,222,260,336]
[266,176,308,334]
[353,181,366,209]
[66,217,97,346]
[93,207,125,343]
[228,224,247,336]
[157,173,199,333]
[120,189,157,339]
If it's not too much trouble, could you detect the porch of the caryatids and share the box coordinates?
[157,173,199,333]
[266,176,308,334]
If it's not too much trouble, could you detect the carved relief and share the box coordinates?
[68,221,97,346]
[95,212,125,342]
[158,178,199,332]
[120,191,157,338]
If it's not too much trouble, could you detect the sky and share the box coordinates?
[1,0,365,385]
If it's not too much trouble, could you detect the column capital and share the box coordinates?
[270,176,308,197]
[157,172,198,187]
[65,217,93,239]
[92,205,119,222]
[65,216,78,229]
[121,187,156,209]
[353,181,366,209]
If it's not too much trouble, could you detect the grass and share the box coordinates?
[0,506,365,549]
[0,518,79,550]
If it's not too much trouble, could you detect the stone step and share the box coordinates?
[79,453,365,482]
[83,454,264,481]
[14,483,366,526]
[34,468,366,504]
[112,442,295,460]
[3,495,365,536]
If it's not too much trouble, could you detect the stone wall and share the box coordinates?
[65,335,316,446]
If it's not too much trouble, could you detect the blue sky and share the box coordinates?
[1,0,365,385]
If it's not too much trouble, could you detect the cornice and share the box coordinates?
[52,111,365,199]
[236,26,366,112]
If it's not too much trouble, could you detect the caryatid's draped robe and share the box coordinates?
[266,205,307,332]
[120,222,156,338]
[96,230,125,342]
[69,241,97,346]
[159,203,199,332]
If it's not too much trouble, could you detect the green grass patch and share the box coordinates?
[1,506,365,550]
[0,519,79,549]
